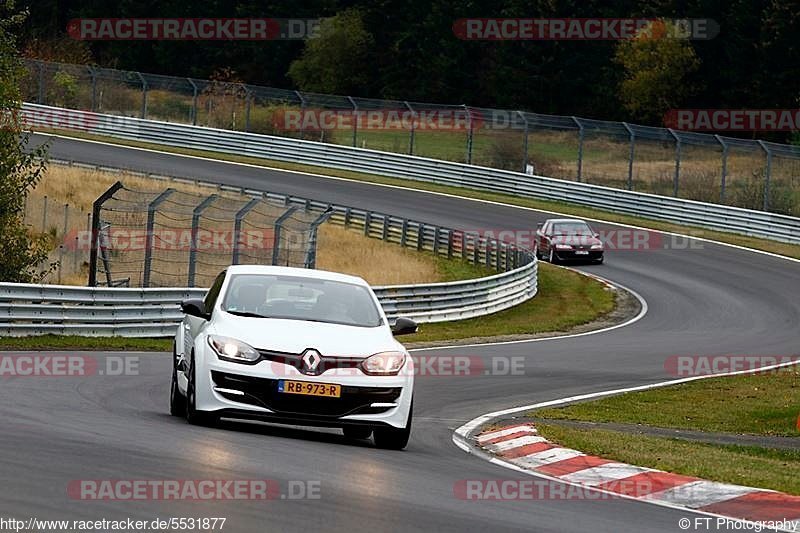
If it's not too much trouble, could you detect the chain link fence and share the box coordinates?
[22,59,800,216]
[89,182,331,288]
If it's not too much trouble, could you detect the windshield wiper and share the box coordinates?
[225,310,270,319]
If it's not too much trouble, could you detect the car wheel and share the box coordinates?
[373,400,412,450]
[342,426,373,440]
[186,353,217,427]
[548,247,558,264]
[169,345,186,417]
[595,255,604,264]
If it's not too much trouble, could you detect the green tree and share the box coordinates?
[288,9,374,94]
[0,1,52,283]
[614,20,701,125]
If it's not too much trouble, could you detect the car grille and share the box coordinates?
[211,371,402,417]
[257,349,364,376]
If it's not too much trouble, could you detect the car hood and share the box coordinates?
[551,235,602,246]
[210,316,404,357]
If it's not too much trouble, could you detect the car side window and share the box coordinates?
[543,222,551,236]
[203,271,226,314]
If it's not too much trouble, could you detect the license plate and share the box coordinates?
[278,380,341,398]
[574,250,589,255]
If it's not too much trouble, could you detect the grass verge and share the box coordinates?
[37,129,800,260]
[0,263,616,351]
[533,369,800,437]
[536,423,800,495]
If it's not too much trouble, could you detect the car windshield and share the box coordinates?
[552,222,593,236]
[221,274,382,328]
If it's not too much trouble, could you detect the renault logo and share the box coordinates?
[301,349,322,373]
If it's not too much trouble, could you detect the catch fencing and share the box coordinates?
[22,58,800,216]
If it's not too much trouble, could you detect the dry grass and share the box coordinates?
[25,164,449,286]
[316,224,440,285]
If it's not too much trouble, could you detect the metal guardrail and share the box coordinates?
[0,258,537,336]
[22,104,800,244]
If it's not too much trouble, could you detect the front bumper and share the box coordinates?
[554,249,603,261]
[193,349,413,429]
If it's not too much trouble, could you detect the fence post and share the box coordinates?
[572,116,584,182]
[517,111,529,173]
[232,198,260,266]
[142,189,175,288]
[42,195,48,232]
[304,208,334,268]
[62,203,69,237]
[37,61,45,104]
[187,194,218,287]
[187,78,198,125]
[244,86,252,132]
[758,141,772,212]
[622,122,635,190]
[433,227,441,255]
[88,181,124,287]
[89,67,98,112]
[136,72,148,119]
[347,96,358,147]
[716,135,728,203]
[668,129,681,197]
[272,206,299,265]
[404,101,416,155]
[364,211,372,236]
[464,105,474,165]
[295,91,306,139]
[417,223,424,251]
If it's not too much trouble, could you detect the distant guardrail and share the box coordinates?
[22,104,800,244]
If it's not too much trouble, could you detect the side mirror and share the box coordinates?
[536,222,543,229]
[181,299,210,320]
[391,317,418,336]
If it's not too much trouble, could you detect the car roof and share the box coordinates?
[547,218,590,225]
[223,265,369,286]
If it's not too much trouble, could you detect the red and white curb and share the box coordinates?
[474,423,800,527]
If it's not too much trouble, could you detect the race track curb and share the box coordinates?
[472,423,800,528]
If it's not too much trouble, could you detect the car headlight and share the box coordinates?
[554,243,572,250]
[590,244,604,250]
[207,335,260,363]
[361,351,407,376]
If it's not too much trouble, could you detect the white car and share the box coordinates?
[169,265,417,450]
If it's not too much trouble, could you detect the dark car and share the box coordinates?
[535,219,604,264]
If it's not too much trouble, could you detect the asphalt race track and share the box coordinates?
[2,134,798,531]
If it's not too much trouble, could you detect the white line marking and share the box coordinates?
[485,435,548,452]
[644,481,759,509]
[561,463,653,486]
[476,425,537,443]
[511,448,584,468]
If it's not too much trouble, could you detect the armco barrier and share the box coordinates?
[22,103,800,244]
[0,256,537,336]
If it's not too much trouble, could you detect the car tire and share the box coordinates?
[342,426,373,440]
[373,400,412,450]
[186,353,217,427]
[169,345,187,417]
[595,256,604,264]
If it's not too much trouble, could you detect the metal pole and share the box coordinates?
[272,206,299,265]
[136,72,148,119]
[295,91,306,140]
[572,116,584,182]
[37,61,45,104]
[304,208,334,268]
[244,86,251,132]
[716,135,728,203]
[89,67,97,112]
[668,129,681,197]
[88,181,124,286]
[42,195,48,232]
[758,141,772,211]
[464,105,474,165]
[143,189,175,288]
[187,194,218,287]
[188,78,198,125]
[404,101,416,155]
[62,203,69,237]
[347,96,358,147]
[232,198,260,265]
[622,122,635,190]
[517,111,529,173]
